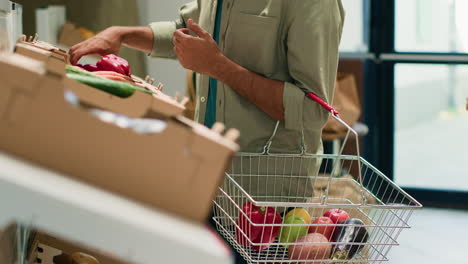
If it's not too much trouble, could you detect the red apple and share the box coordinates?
[288,233,331,263]
[308,217,335,241]
[323,209,350,224]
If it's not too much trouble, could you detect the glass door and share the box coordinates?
[367,0,468,207]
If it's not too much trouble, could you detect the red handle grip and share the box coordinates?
[306,92,339,116]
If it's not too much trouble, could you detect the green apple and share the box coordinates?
[279,215,308,248]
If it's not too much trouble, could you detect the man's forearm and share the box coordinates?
[212,56,285,121]
[69,25,155,64]
[113,26,154,54]
[172,19,285,121]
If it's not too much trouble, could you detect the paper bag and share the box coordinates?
[323,73,361,132]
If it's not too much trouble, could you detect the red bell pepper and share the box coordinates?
[235,202,282,251]
[96,54,131,77]
[77,64,99,72]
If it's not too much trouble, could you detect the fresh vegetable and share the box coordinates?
[67,73,151,98]
[66,64,101,78]
[324,209,350,224]
[96,54,131,76]
[309,216,335,241]
[284,208,311,225]
[93,71,132,79]
[331,218,369,261]
[288,233,331,264]
[93,71,135,84]
[66,64,150,97]
[235,202,282,251]
[74,55,131,76]
[77,64,99,72]
[68,65,134,84]
[279,215,308,248]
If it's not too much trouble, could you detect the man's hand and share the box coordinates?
[174,19,285,121]
[69,26,154,65]
[173,19,224,75]
[69,27,123,65]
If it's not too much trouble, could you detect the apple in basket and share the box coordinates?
[308,216,335,241]
[288,233,331,264]
[323,209,350,224]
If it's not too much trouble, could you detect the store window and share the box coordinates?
[394,63,468,191]
[395,0,468,53]
[339,0,369,52]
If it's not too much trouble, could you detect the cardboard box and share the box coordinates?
[0,53,239,223]
[28,232,129,264]
[0,225,15,264]
[15,42,67,75]
[58,23,86,47]
[14,40,185,118]
[0,224,129,264]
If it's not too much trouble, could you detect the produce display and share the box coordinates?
[66,54,172,99]
[66,65,151,98]
[235,202,282,251]
[65,57,185,117]
[77,54,131,77]
[236,207,370,263]
[93,71,135,84]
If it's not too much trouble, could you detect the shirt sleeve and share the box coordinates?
[283,0,345,131]
[149,1,199,59]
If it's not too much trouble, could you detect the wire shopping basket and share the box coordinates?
[212,92,423,263]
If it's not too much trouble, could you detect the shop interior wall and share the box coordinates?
[14,0,148,77]
[0,0,8,11]
[137,0,188,98]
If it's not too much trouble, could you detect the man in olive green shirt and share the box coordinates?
[70,0,344,200]
[70,0,344,156]
[70,0,344,214]
[70,1,344,262]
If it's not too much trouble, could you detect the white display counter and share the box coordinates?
[0,152,233,264]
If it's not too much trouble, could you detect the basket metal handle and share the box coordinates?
[306,91,368,205]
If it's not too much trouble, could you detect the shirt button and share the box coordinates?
[200,97,206,103]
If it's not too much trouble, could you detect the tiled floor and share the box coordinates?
[387,207,468,264]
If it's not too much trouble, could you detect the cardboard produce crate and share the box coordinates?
[0,52,239,223]
[27,232,128,264]
[0,223,129,264]
[14,39,186,118]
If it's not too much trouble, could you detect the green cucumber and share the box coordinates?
[67,73,152,98]
[65,64,102,78]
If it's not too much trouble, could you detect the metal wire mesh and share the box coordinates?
[213,153,422,264]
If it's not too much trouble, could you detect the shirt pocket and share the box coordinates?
[224,12,280,76]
